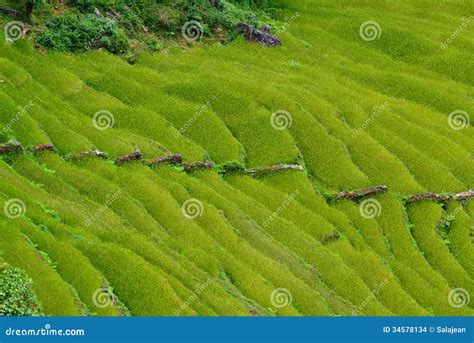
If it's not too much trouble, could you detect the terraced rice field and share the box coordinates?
[0,0,473,316]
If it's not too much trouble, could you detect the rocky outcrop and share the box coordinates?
[29,143,55,153]
[235,23,281,47]
[115,150,142,165]
[66,149,107,160]
[407,190,474,204]
[147,153,183,166]
[334,185,388,201]
[0,141,22,154]
[248,164,304,177]
[0,6,23,18]
[183,161,214,172]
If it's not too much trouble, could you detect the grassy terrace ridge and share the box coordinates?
[0,0,473,316]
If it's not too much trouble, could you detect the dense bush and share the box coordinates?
[109,0,276,38]
[72,0,118,6]
[0,265,42,316]
[32,0,280,55]
[36,13,129,54]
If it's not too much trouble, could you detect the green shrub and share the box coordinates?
[36,13,129,54]
[0,265,42,316]
[19,0,283,56]
[71,0,118,7]
[207,2,259,29]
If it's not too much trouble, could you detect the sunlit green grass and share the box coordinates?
[0,0,473,316]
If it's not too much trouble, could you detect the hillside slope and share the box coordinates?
[0,0,473,316]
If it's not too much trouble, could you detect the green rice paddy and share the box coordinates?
[0,0,473,316]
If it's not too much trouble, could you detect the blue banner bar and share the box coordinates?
[0,317,472,343]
